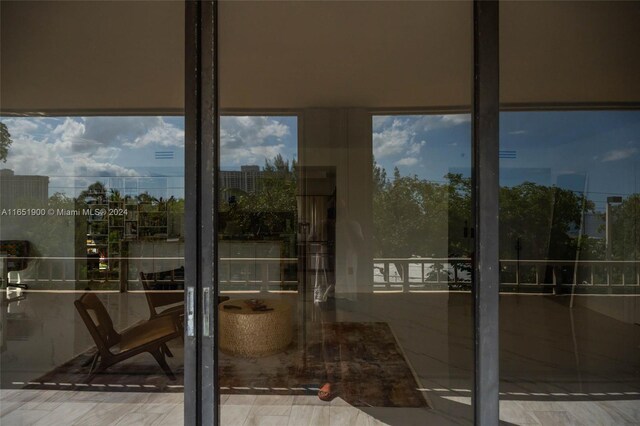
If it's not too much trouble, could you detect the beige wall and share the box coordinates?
[300,109,374,294]
[2,1,639,114]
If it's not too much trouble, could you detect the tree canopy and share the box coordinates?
[371,162,634,262]
[0,122,13,162]
[219,154,298,240]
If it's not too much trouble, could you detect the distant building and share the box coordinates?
[583,212,605,239]
[219,165,262,199]
[0,169,49,208]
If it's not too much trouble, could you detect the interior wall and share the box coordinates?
[0,0,184,113]
[500,1,640,106]
[300,108,374,295]
[3,1,637,114]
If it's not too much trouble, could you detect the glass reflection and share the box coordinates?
[0,116,185,421]
[499,111,640,423]
[217,113,473,424]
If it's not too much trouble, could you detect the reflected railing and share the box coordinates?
[2,256,639,294]
[374,257,640,294]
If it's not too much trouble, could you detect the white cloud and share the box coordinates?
[257,122,289,139]
[373,118,414,159]
[372,115,394,132]
[395,157,419,166]
[122,117,184,148]
[601,148,638,162]
[220,116,292,166]
[509,130,527,135]
[440,115,471,126]
[410,114,470,132]
[407,141,426,155]
[3,117,143,196]
[1,117,43,137]
[373,114,470,161]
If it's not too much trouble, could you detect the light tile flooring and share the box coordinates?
[442,396,640,425]
[0,390,388,426]
[3,389,640,425]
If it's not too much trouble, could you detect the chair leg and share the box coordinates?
[161,343,174,358]
[88,353,100,375]
[151,348,176,380]
[87,355,110,383]
[82,351,98,367]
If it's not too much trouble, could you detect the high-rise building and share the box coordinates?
[0,169,49,209]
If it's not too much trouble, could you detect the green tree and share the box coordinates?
[373,166,452,258]
[220,155,297,241]
[445,173,472,257]
[0,122,13,162]
[372,165,594,265]
[610,194,640,260]
[499,182,594,261]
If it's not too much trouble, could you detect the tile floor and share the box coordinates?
[0,390,388,426]
[3,388,640,425]
[2,293,639,424]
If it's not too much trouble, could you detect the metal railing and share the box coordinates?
[3,256,639,294]
[373,257,640,294]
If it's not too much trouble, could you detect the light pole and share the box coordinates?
[606,196,623,286]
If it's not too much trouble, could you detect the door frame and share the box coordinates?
[185,1,218,425]
[184,1,500,425]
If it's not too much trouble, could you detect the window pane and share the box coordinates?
[217,2,473,423]
[499,1,640,423]
[0,115,186,422]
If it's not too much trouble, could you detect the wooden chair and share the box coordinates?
[139,271,229,324]
[74,292,180,380]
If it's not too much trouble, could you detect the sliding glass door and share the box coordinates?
[0,2,187,425]
[4,1,637,426]
[214,2,475,425]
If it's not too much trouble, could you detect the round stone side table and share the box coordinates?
[219,299,293,357]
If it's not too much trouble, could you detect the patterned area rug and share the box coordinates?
[25,322,428,408]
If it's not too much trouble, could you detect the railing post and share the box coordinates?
[402,260,409,293]
[453,260,458,287]
[261,261,269,293]
[384,260,390,287]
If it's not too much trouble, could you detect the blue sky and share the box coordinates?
[373,111,640,211]
[0,115,298,199]
[1,111,638,211]
[219,115,297,170]
[0,116,185,199]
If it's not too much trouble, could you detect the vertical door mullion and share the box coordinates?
[472,0,500,425]
[185,1,218,425]
[199,1,218,425]
[184,0,200,424]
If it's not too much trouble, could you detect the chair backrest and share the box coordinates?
[139,271,158,317]
[139,271,184,318]
[74,293,120,352]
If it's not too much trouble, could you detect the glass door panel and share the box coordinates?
[217,2,474,424]
[0,2,186,424]
[499,2,640,424]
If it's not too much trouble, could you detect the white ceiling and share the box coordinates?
[1,0,638,114]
